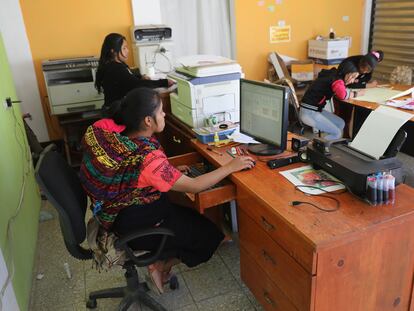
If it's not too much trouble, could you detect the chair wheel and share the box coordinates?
[86,299,97,309]
[169,275,179,290]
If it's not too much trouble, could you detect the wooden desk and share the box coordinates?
[57,111,102,166]
[158,92,195,157]
[342,85,414,122]
[339,85,414,155]
[191,139,414,311]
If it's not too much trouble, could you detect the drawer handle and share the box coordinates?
[263,291,276,307]
[172,136,181,143]
[261,216,275,231]
[262,249,276,266]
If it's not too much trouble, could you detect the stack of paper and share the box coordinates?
[176,55,241,77]
[349,106,412,159]
[354,86,414,104]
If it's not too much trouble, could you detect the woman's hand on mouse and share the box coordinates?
[226,156,255,172]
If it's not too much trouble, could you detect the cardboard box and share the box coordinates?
[291,60,314,81]
[308,39,349,60]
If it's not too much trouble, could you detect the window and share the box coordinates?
[160,0,235,59]
[369,0,414,81]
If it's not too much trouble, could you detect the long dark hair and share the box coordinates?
[104,88,161,135]
[337,61,358,79]
[359,50,384,72]
[95,33,126,93]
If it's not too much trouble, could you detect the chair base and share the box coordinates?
[86,262,167,311]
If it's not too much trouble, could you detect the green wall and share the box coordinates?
[0,32,41,310]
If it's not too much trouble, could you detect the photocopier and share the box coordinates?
[168,55,242,128]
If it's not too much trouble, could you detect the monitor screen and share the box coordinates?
[240,79,288,155]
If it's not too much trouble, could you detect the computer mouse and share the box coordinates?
[242,160,256,171]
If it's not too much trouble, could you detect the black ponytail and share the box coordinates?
[360,50,384,71]
[105,88,161,134]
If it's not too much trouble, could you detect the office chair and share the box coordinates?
[35,145,175,311]
[269,77,320,137]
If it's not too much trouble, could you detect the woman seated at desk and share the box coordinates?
[334,51,384,137]
[95,33,174,107]
[299,68,364,140]
[79,87,255,294]
[338,50,384,89]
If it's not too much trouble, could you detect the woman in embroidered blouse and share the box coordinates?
[79,87,255,293]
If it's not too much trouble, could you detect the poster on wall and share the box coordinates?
[270,25,291,43]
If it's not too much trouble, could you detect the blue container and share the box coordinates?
[194,128,236,144]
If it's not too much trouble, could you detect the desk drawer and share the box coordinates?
[237,187,316,274]
[239,209,313,311]
[240,246,297,311]
[168,152,236,213]
[160,119,194,157]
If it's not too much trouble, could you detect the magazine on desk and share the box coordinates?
[280,165,345,195]
[386,98,414,110]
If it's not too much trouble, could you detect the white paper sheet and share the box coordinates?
[227,128,260,144]
[353,87,402,103]
[349,106,412,159]
[131,0,162,25]
[389,86,414,100]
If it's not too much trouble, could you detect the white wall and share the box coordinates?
[361,0,373,54]
[0,0,49,142]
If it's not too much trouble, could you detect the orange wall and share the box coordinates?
[235,0,365,80]
[19,0,135,139]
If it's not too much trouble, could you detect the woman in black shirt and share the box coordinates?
[338,50,384,89]
[95,33,173,106]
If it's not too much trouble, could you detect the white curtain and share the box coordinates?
[160,0,234,59]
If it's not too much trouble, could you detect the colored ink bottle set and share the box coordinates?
[366,173,396,206]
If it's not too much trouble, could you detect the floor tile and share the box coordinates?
[196,290,255,311]
[141,273,193,310]
[181,257,238,302]
[240,283,264,311]
[177,252,222,273]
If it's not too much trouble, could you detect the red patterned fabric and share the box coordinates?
[79,120,182,230]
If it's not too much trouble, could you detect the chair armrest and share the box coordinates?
[115,228,175,267]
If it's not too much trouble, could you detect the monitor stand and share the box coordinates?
[247,143,284,156]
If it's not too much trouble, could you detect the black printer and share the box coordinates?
[306,132,406,195]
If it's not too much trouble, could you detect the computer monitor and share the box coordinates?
[240,79,289,156]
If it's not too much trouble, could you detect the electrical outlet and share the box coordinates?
[3,97,12,109]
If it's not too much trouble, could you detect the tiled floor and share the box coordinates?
[29,202,263,311]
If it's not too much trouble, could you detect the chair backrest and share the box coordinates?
[267,52,296,84]
[35,145,92,260]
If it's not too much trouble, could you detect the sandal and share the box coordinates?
[147,264,164,294]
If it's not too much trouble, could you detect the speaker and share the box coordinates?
[291,137,310,152]
[267,156,299,169]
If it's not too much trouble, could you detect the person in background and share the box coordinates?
[95,33,174,107]
[299,68,364,140]
[79,87,255,294]
[338,50,384,89]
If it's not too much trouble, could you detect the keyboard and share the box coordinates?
[186,163,223,189]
